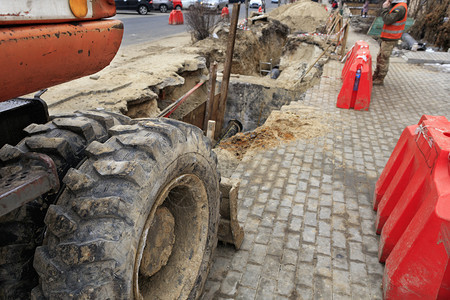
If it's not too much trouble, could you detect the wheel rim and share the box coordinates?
[160,5,167,12]
[139,6,148,14]
[134,174,209,299]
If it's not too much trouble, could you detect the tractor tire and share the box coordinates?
[0,110,130,299]
[33,118,220,299]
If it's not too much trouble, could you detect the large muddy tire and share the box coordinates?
[0,110,130,299]
[33,118,220,299]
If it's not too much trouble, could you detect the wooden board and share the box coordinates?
[182,102,207,130]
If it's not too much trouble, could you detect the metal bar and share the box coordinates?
[158,80,206,118]
[0,152,59,217]
[215,2,240,137]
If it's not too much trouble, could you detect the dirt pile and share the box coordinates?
[349,15,375,34]
[195,20,289,76]
[218,104,330,159]
[269,0,329,33]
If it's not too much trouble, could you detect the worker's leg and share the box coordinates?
[373,40,397,84]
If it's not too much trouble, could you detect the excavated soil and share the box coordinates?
[217,105,331,160]
[269,0,329,33]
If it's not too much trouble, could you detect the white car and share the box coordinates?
[200,0,227,11]
[182,0,199,9]
[249,0,262,9]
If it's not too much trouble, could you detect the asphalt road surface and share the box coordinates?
[114,1,282,47]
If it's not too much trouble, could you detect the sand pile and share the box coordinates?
[218,104,330,159]
[269,0,329,33]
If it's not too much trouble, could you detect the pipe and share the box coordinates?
[158,80,206,118]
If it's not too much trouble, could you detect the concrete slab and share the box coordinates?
[403,51,450,64]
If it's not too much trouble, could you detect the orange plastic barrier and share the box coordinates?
[168,10,183,25]
[341,40,369,80]
[373,115,450,299]
[336,45,372,111]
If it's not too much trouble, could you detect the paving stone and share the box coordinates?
[260,212,276,227]
[296,263,315,287]
[315,255,332,278]
[273,221,287,238]
[314,277,333,300]
[241,264,262,287]
[228,248,248,272]
[276,265,296,296]
[332,269,351,295]
[302,226,317,244]
[277,207,291,221]
[331,216,346,231]
[363,235,380,254]
[220,271,241,296]
[318,221,331,237]
[295,285,313,300]
[235,287,257,300]
[286,233,301,249]
[255,277,277,300]
[267,237,284,257]
[262,255,281,279]
[332,230,347,249]
[292,204,304,216]
[282,248,298,266]
[319,207,331,220]
[255,226,272,244]
[248,244,267,265]
[332,248,349,270]
[316,236,331,256]
[349,241,365,262]
[298,243,315,263]
[202,281,221,300]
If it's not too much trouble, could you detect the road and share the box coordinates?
[115,2,282,47]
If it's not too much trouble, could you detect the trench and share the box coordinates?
[124,18,326,133]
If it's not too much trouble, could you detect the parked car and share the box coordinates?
[151,0,182,13]
[114,0,153,15]
[249,0,262,8]
[229,0,245,3]
[200,0,227,12]
[182,0,200,9]
[271,0,278,3]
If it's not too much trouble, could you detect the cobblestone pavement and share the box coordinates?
[202,55,450,299]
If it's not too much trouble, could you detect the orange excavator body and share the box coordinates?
[0,0,124,102]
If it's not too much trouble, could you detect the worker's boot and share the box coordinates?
[373,77,384,85]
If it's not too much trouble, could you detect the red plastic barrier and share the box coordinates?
[168,10,183,25]
[336,47,372,111]
[373,115,450,299]
[341,40,370,80]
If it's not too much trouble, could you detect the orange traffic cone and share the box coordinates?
[258,6,262,13]
[168,10,175,25]
[174,10,184,25]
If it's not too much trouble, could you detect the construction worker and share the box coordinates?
[221,4,229,20]
[373,0,408,85]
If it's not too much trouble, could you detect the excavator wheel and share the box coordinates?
[33,118,220,299]
[0,110,131,299]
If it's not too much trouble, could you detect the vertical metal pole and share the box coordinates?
[216,2,240,138]
[203,61,218,132]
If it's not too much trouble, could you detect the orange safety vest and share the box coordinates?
[381,3,407,40]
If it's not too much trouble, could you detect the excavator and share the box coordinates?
[0,1,242,298]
